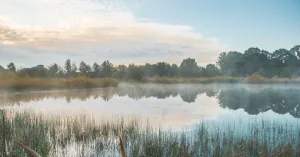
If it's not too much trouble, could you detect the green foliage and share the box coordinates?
[217,45,300,77]
[7,62,16,72]
[48,64,59,77]
[179,58,200,77]
[79,61,91,75]
[64,59,71,75]
[126,64,144,81]
[100,60,113,77]
[1,44,300,80]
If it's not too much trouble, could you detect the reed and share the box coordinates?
[0,111,299,157]
[145,76,240,84]
[0,73,118,90]
[244,74,300,84]
[146,75,300,84]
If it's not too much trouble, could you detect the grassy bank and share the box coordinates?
[145,76,241,84]
[244,74,300,84]
[145,75,300,84]
[1,111,299,157]
[0,72,118,90]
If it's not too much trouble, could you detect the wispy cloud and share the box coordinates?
[0,0,229,66]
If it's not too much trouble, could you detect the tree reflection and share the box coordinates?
[218,88,300,118]
[0,84,216,105]
[1,85,300,118]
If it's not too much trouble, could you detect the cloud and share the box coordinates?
[0,0,229,66]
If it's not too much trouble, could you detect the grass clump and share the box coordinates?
[0,74,118,91]
[146,76,240,84]
[1,111,299,157]
[244,74,300,84]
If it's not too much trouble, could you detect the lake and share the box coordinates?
[1,83,300,156]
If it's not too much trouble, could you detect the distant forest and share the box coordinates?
[1,45,299,80]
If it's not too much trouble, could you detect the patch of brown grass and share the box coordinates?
[146,76,240,84]
[244,74,300,84]
[0,72,118,90]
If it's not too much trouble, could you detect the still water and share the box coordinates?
[1,83,300,129]
[1,83,300,156]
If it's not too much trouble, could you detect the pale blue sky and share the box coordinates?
[0,0,299,66]
[133,0,300,51]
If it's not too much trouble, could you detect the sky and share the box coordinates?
[0,0,299,67]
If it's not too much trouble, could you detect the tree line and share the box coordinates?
[1,45,299,80]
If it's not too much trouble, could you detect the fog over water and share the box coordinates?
[1,83,299,130]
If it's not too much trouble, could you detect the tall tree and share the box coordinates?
[7,62,16,72]
[0,65,4,71]
[127,64,144,81]
[101,60,113,77]
[65,59,72,76]
[114,65,127,79]
[48,64,59,77]
[204,64,220,77]
[79,61,91,75]
[242,48,269,76]
[217,51,243,76]
[290,45,300,59]
[93,62,101,77]
[179,58,200,77]
[154,62,172,77]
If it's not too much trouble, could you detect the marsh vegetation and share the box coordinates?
[0,84,300,156]
[0,111,299,157]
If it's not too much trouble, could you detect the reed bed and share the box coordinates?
[145,76,240,84]
[0,111,299,157]
[0,75,118,90]
[146,75,300,84]
[244,74,300,84]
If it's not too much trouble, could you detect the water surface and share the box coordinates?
[1,83,300,129]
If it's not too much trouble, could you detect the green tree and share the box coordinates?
[217,51,243,76]
[154,62,172,77]
[65,59,71,76]
[242,48,270,76]
[0,65,4,71]
[93,62,101,77]
[143,63,155,77]
[271,48,298,77]
[48,64,59,77]
[19,65,48,77]
[127,64,144,81]
[7,62,16,72]
[204,64,220,77]
[170,64,179,77]
[79,61,91,75]
[114,65,127,79]
[179,58,200,77]
[101,60,113,77]
[71,63,78,76]
[290,45,300,59]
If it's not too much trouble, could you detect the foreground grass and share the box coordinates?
[0,72,118,90]
[0,111,299,157]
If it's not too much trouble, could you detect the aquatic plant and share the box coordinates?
[0,111,299,156]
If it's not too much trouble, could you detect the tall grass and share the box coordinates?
[146,75,300,84]
[145,76,241,84]
[0,111,299,157]
[0,72,118,90]
[244,74,300,84]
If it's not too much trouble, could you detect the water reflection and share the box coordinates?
[1,84,300,118]
[218,88,300,118]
